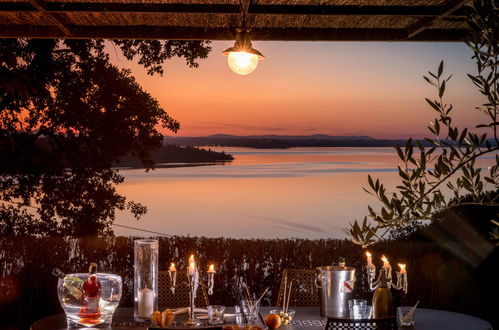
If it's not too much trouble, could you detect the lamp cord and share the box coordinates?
[239,0,251,29]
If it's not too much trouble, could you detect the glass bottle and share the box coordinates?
[372,269,393,317]
[81,263,101,314]
[52,267,84,301]
[338,257,346,268]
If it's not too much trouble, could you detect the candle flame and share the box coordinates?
[208,264,215,272]
[189,254,195,263]
[381,255,388,262]
[398,264,406,270]
[366,251,372,257]
[169,263,176,271]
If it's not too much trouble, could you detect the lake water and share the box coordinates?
[113,147,496,239]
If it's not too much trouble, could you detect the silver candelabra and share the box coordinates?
[366,253,408,294]
[168,256,216,326]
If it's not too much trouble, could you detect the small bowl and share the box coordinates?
[269,309,295,324]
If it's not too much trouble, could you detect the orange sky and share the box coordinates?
[111,41,485,139]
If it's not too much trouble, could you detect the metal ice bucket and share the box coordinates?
[316,266,356,318]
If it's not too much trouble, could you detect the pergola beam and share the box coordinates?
[406,0,470,38]
[0,2,467,17]
[27,0,71,35]
[0,25,467,41]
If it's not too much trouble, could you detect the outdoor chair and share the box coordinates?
[158,271,210,309]
[275,269,319,307]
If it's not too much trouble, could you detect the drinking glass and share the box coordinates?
[208,305,225,325]
[241,299,260,324]
[348,299,367,319]
[352,305,372,319]
[57,273,122,328]
[397,306,416,327]
[235,305,247,324]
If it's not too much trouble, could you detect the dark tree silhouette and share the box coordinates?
[0,38,211,236]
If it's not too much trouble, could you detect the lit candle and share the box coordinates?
[381,255,391,269]
[168,263,177,293]
[138,287,154,318]
[188,255,196,276]
[398,263,406,274]
[366,251,374,269]
[188,262,196,276]
[207,264,216,273]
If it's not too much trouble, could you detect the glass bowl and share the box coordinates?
[57,273,122,327]
[269,309,295,324]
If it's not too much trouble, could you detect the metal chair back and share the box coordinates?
[276,269,319,307]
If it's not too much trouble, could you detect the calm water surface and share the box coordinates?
[114,147,496,239]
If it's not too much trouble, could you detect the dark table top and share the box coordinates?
[31,306,492,330]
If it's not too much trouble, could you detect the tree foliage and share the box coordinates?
[0,38,211,236]
[347,0,499,246]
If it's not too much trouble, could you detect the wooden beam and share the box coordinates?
[0,2,467,17]
[406,0,470,39]
[0,25,468,41]
[27,0,71,36]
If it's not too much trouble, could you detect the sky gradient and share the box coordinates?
[112,41,485,139]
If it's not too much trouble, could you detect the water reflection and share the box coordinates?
[118,147,487,239]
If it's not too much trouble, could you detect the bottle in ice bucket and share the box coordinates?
[338,257,346,268]
[78,262,102,322]
[52,268,84,301]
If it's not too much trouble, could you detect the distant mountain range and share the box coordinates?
[164,134,411,148]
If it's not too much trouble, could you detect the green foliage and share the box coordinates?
[347,0,499,247]
[0,38,211,236]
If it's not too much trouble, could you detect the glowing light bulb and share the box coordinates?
[227,51,259,75]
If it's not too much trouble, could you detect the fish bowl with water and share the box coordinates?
[57,273,122,328]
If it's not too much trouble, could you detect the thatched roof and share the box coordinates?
[0,0,471,41]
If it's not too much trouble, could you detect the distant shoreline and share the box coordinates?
[164,134,497,149]
[115,144,233,169]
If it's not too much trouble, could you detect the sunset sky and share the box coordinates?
[113,41,484,139]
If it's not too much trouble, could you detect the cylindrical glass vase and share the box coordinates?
[134,239,159,321]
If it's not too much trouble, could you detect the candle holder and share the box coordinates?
[366,256,408,318]
[168,258,215,326]
[366,266,408,294]
[134,239,159,322]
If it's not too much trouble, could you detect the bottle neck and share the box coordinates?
[52,268,66,280]
[378,269,389,288]
[88,262,97,275]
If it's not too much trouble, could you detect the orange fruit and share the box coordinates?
[264,313,282,329]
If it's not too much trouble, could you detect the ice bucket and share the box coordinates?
[57,273,122,328]
[316,266,356,318]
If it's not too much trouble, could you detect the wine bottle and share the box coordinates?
[52,267,83,300]
[338,257,346,268]
[372,269,393,317]
[81,263,101,313]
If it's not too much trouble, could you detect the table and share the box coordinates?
[31,307,492,330]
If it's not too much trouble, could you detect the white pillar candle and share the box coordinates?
[366,251,374,269]
[138,288,154,318]
[398,263,407,274]
[188,262,196,276]
[381,255,391,269]
[207,264,216,273]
